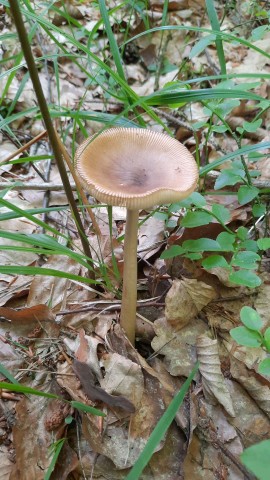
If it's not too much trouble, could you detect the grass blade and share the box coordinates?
[126,362,199,480]
[205,0,226,74]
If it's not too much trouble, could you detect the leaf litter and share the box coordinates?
[0,0,270,478]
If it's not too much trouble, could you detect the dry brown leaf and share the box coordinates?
[197,335,235,417]
[230,357,270,418]
[0,446,14,480]
[152,316,208,377]
[10,395,53,480]
[0,304,55,324]
[226,379,270,446]
[165,278,217,328]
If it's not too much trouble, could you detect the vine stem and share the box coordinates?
[9,0,95,280]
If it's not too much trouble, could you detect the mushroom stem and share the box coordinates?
[120,209,139,344]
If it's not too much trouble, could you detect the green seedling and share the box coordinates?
[230,306,270,376]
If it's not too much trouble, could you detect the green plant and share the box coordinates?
[241,439,270,480]
[230,306,270,375]
[160,192,270,288]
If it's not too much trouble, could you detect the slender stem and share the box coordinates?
[9,0,95,280]
[120,209,139,344]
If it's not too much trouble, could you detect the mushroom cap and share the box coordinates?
[75,128,198,210]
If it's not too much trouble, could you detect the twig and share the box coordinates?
[0,182,77,191]
[0,130,48,166]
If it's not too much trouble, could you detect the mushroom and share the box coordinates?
[75,128,198,344]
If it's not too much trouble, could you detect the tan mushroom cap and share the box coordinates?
[75,128,198,210]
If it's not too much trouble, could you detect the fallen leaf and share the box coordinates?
[0,304,55,324]
[165,278,217,328]
[197,335,235,417]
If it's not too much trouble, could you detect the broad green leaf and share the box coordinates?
[251,25,269,41]
[229,270,261,288]
[236,226,248,241]
[232,251,260,269]
[258,358,270,376]
[182,238,221,252]
[184,253,202,260]
[243,118,262,132]
[214,168,245,190]
[257,238,270,250]
[230,326,262,347]
[241,439,270,480]
[240,306,263,331]
[188,192,207,206]
[240,239,258,252]
[212,124,228,133]
[181,211,212,228]
[160,246,185,259]
[216,232,235,251]
[211,204,230,224]
[252,203,266,217]
[202,255,229,269]
[238,185,259,205]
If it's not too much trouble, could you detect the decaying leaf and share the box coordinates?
[230,356,270,418]
[151,316,208,377]
[197,335,235,417]
[165,278,217,329]
[0,304,55,324]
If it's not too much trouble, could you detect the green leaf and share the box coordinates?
[0,382,59,399]
[182,238,221,252]
[126,363,199,480]
[230,326,262,347]
[238,185,259,205]
[240,239,258,252]
[45,438,66,480]
[252,203,266,217]
[211,204,230,224]
[257,238,270,250]
[243,118,262,132]
[216,232,235,251]
[236,226,248,241]
[229,270,261,288]
[258,358,270,376]
[184,252,202,260]
[70,401,106,416]
[202,254,229,269]
[0,363,20,385]
[263,328,270,352]
[232,251,260,269]
[181,211,212,227]
[241,439,270,480]
[160,245,185,259]
[240,306,263,331]
[211,124,228,133]
[214,168,245,190]
[189,34,216,58]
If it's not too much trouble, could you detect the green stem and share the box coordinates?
[9,0,94,280]
[120,209,139,344]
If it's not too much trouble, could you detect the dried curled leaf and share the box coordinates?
[165,278,217,329]
[197,335,235,417]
